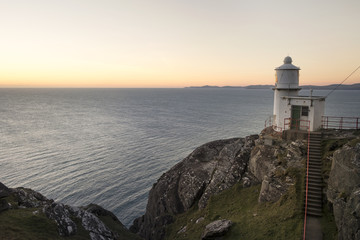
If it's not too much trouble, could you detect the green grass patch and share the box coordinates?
[321,204,337,240]
[349,138,360,147]
[0,208,61,240]
[98,215,142,240]
[166,169,305,240]
[0,207,137,240]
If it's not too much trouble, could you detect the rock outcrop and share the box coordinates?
[0,183,140,240]
[131,135,258,240]
[248,137,305,203]
[327,142,360,240]
[201,219,233,240]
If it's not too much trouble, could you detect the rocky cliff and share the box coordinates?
[2,129,359,240]
[325,135,360,240]
[130,129,311,240]
[130,136,259,240]
[130,129,360,240]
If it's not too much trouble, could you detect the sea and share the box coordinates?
[0,88,359,227]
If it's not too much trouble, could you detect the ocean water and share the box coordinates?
[0,88,359,227]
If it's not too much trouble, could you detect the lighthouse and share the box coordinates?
[272,56,326,132]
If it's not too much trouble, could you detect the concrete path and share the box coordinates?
[305,216,323,240]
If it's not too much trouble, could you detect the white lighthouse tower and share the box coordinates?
[272,56,325,131]
[273,56,301,130]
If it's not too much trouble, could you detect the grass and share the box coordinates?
[166,167,305,240]
[321,204,338,240]
[0,208,62,240]
[98,215,142,240]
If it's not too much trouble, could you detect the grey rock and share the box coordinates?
[44,202,77,236]
[248,144,277,182]
[201,219,233,240]
[249,139,304,203]
[0,198,10,212]
[72,207,114,240]
[0,182,10,198]
[242,177,251,188]
[196,217,205,224]
[131,136,258,240]
[328,145,360,195]
[258,175,287,203]
[177,226,187,234]
[327,142,360,240]
[13,187,51,208]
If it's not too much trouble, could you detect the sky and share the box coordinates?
[1,0,359,88]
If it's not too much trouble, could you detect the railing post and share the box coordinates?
[340,117,343,130]
[326,117,329,129]
[326,116,329,129]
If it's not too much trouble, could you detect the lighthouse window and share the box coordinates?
[301,106,309,116]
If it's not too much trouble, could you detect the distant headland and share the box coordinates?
[186,83,360,90]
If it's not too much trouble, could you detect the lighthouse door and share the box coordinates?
[291,105,301,129]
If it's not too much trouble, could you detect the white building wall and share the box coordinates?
[313,100,325,130]
[276,97,291,130]
[280,98,325,131]
[273,90,299,130]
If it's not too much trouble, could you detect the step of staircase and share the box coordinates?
[306,206,322,217]
[308,153,321,158]
[308,166,322,172]
[308,174,322,178]
[306,182,323,188]
[309,162,322,167]
[308,167,322,173]
[306,197,322,205]
[308,171,322,177]
[307,195,322,202]
[309,149,322,154]
[309,153,322,157]
[307,185,322,192]
[306,201,322,209]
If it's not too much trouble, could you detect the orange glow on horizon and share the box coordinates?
[1,1,359,88]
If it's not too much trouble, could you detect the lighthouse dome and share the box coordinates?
[284,56,292,64]
[275,56,300,70]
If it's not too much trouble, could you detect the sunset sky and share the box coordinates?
[1,0,359,88]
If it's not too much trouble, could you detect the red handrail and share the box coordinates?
[284,118,310,131]
[322,116,360,130]
[303,127,310,240]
